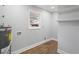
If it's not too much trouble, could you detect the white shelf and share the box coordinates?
[57,19,79,22]
[0,29,5,31]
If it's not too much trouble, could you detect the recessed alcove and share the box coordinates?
[58,19,79,53]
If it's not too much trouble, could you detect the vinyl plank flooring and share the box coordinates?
[21,40,58,54]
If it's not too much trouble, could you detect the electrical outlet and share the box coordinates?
[17,32,21,36]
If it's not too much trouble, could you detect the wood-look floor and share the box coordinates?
[21,40,58,54]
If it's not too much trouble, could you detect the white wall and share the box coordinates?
[0,5,52,53]
[50,12,58,40]
[58,6,79,53]
[51,12,58,39]
[0,6,4,25]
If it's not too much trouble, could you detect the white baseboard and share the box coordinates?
[57,49,69,54]
[12,38,56,54]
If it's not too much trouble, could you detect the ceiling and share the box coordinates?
[36,5,57,13]
[34,5,79,13]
